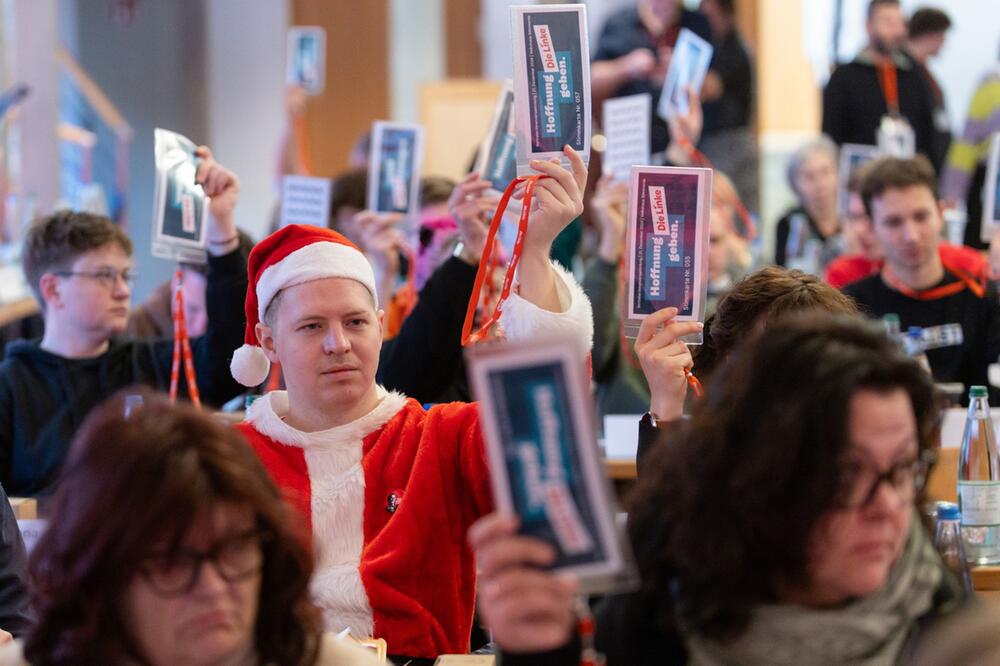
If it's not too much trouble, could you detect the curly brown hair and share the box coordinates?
[24,391,322,665]
[627,314,940,641]
[694,266,860,378]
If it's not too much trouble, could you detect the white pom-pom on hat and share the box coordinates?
[230,343,271,388]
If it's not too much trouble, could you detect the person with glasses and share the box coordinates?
[0,391,379,666]
[0,146,248,497]
[470,314,966,665]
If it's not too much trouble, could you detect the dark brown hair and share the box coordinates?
[420,176,456,208]
[629,314,939,640]
[329,169,368,229]
[695,266,860,378]
[860,155,937,218]
[868,0,900,20]
[24,391,321,666]
[908,7,951,39]
[22,210,133,304]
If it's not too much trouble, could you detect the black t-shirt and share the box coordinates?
[844,271,1000,399]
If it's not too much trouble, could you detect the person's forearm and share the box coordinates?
[205,215,238,256]
[517,248,563,313]
[591,58,632,101]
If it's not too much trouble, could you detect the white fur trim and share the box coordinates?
[244,387,409,448]
[501,260,594,360]
[256,241,377,320]
[242,387,410,637]
[230,344,271,387]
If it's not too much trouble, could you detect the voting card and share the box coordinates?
[510,4,591,175]
[657,28,713,120]
[624,166,712,343]
[603,93,652,183]
[983,132,1000,240]
[151,128,208,265]
[838,143,878,216]
[475,80,518,195]
[367,121,424,216]
[286,27,326,95]
[467,336,637,594]
[280,175,332,228]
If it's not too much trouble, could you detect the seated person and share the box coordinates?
[0,147,247,496]
[774,136,844,274]
[635,267,858,438]
[472,314,964,665]
[844,155,1000,399]
[230,147,593,663]
[826,168,986,289]
[2,391,378,666]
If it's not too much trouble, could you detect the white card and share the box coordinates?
[367,121,424,216]
[280,175,332,229]
[603,93,652,183]
[657,28,713,120]
[151,128,208,265]
[983,132,1000,241]
[286,27,326,95]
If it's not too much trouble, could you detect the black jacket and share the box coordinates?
[377,256,477,404]
[0,484,29,637]
[0,250,248,496]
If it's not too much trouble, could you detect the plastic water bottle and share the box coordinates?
[934,502,972,591]
[958,385,1000,565]
[904,327,931,373]
[882,313,900,339]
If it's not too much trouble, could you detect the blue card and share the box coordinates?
[367,121,424,216]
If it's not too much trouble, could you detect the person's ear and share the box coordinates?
[377,309,385,337]
[38,273,62,311]
[256,322,280,364]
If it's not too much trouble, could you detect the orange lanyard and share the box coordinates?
[881,265,985,300]
[399,245,418,320]
[876,58,900,116]
[169,268,201,408]
[461,175,546,346]
[292,114,314,176]
[675,135,757,242]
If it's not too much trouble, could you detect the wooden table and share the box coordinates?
[0,298,37,328]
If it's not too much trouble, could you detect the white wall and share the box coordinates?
[390,0,445,123]
[205,0,289,241]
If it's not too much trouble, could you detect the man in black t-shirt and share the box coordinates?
[844,156,1000,399]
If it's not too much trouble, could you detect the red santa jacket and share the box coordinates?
[237,392,494,660]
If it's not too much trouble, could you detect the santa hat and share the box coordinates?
[230,224,377,387]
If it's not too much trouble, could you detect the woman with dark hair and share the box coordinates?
[471,314,965,665]
[0,392,378,666]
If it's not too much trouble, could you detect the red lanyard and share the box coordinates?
[461,175,546,346]
[675,135,757,242]
[399,245,418,320]
[876,57,900,116]
[881,265,985,300]
[169,268,201,408]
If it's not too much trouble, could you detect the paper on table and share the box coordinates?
[602,414,641,460]
[603,93,651,183]
[280,175,332,228]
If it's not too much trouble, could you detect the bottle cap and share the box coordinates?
[970,386,988,398]
[937,502,960,521]
[907,326,923,338]
[883,314,900,323]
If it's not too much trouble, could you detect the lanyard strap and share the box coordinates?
[169,268,202,408]
[876,57,900,116]
[461,175,546,346]
[881,265,985,300]
[674,135,757,242]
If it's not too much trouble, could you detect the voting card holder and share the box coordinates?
[367,121,425,217]
[623,166,712,344]
[466,336,638,595]
[510,4,591,176]
[877,115,915,158]
[151,128,208,265]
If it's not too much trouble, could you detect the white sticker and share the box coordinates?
[959,481,1000,526]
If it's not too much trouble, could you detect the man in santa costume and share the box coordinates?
[231,147,593,663]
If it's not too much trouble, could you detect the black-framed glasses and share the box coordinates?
[138,529,269,597]
[833,454,932,509]
[52,267,136,288]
